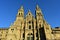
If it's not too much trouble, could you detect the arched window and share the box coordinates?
[29,25,31,29]
[23,33,25,38]
[19,13,22,16]
[39,24,41,27]
[19,13,20,15]
[27,33,33,40]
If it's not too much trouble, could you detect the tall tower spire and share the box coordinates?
[15,5,24,30]
[17,6,24,17]
[35,5,44,40]
[19,6,24,11]
[16,5,24,20]
[35,5,43,24]
[36,5,40,10]
[35,5,43,17]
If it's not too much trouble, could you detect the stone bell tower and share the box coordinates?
[6,6,24,40]
[16,6,24,20]
[35,5,43,28]
[16,6,24,40]
[15,6,24,29]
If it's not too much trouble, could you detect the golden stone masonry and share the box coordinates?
[0,5,60,40]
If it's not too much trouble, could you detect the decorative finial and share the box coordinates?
[36,5,39,9]
[28,9,32,15]
[20,5,23,9]
[19,5,24,11]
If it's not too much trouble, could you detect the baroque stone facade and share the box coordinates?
[0,5,60,40]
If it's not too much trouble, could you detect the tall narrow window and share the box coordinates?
[19,13,20,15]
[23,33,25,38]
[36,32,38,37]
[29,25,31,29]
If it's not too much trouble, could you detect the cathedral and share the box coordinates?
[0,5,60,40]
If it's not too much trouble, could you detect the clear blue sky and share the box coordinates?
[0,0,60,28]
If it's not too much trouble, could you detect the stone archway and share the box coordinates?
[27,33,33,40]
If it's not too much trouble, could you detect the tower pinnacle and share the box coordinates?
[36,5,39,9]
[19,5,24,11]
[36,5,41,11]
[20,6,23,9]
